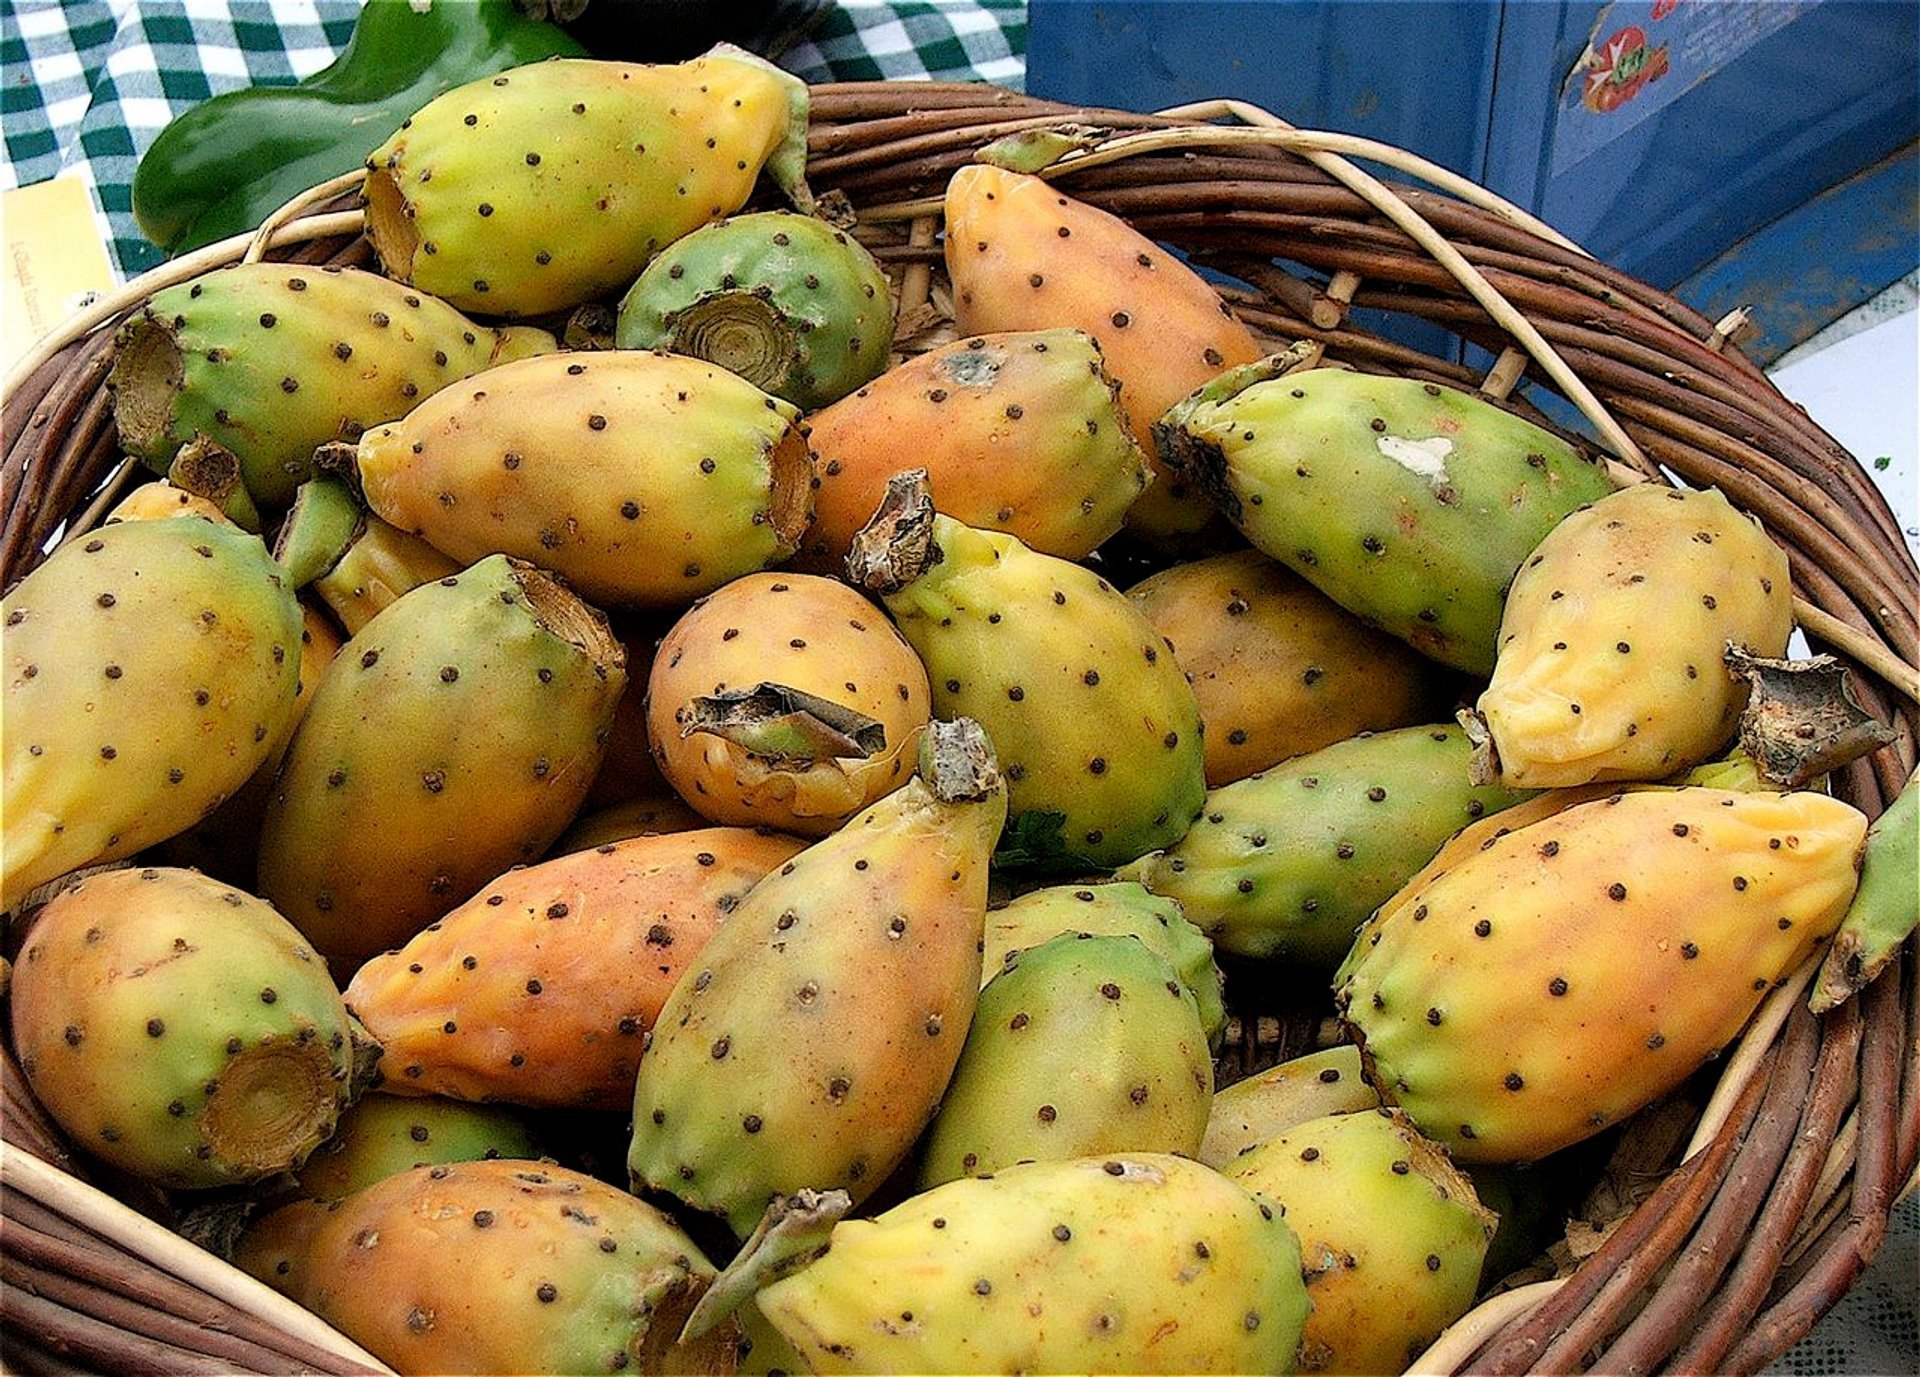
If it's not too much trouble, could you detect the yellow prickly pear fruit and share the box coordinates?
[1336,788,1867,1162]
[1200,1045,1380,1169]
[103,480,231,525]
[1472,483,1793,787]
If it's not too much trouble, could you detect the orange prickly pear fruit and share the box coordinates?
[944,165,1265,541]
[551,792,711,854]
[1471,483,1793,787]
[1336,788,1868,1162]
[103,480,231,525]
[346,826,805,1110]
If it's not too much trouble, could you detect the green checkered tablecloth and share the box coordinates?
[1,0,1026,279]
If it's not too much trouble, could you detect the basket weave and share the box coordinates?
[2,83,1915,1377]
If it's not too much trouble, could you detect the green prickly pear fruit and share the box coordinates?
[1129,548,1445,786]
[616,210,894,411]
[109,263,556,507]
[310,515,462,637]
[1229,1108,1497,1375]
[346,827,804,1110]
[1122,725,1534,966]
[293,1093,540,1202]
[796,329,1151,569]
[848,471,1205,871]
[1336,787,1868,1162]
[1470,483,1793,787]
[365,48,810,317]
[2,518,302,909]
[945,164,1266,543]
[646,572,931,836]
[257,555,625,971]
[8,867,363,1189]
[627,718,1006,1238]
[284,1160,739,1375]
[1157,361,1616,674]
[1812,773,1918,1012]
[919,933,1213,1187]
[982,881,1226,1048]
[353,349,812,607]
[754,1154,1311,1375]
[1200,1046,1380,1169]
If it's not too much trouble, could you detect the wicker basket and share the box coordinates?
[3,83,1915,1377]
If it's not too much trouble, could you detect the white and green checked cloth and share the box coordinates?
[1,0,1026,279]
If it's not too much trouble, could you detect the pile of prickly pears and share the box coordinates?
[5,46,1909,1377]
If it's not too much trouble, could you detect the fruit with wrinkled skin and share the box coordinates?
[945,164,1265,541]
[627,720,1006,1237]
[1200,1045,1380,1169]
[1129,548,1443,786]
[1471,483,1793,787]
[294,1093,540,1201]
[353,350,811,607]
[755,1153,1310,1375]
[347,827,805,1109]
[9,867,361,1189]
[365,48,810,317]
[1229,1108,1496,1374]
[1158,362,1615,674]
[647,573,931,836]
[109,263,555,506]
[257,556,625,971]
[981,880,1226,1048]
[796,329,1151,569]
[1336,787,1867,1162]
[2,518,301,908]
[285,1160,739,1375]
[1123,725,1534,965]
[919,933,1212,1186]
[617,210,894,411]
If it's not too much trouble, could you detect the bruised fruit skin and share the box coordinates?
[945,165,1264,541]
[628,720,1005,1237]
[257,556,625,971]
[109,263,555,507]
[2,518,302,909]
[9,868,361,1189]
[1229,1109,1497,1375]
[1473,483,1794,788]
[918,933,1213,1187]
[1336,788,1868,1162]
[1158,363,1616,674]
[647,573,931,836]
[347,827,805,1110]
[1200,1045,1380,1169]
[354,350,811,607]
[756,1154,1310,1376]
[287,1160,739,1376]
[1130,548,1444,786]
[797,329,1151,569]
[365,49,810,317]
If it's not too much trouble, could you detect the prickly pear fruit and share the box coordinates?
[1129,548,1444,786]
[920,933,1212,1187]
[797,329,1150,569]
[1470,483,1793,787]
[353,349,811,607]
[347,827,805,1109]
[1200,1045,1380,1169]
[2,518,301,909]
[945,164,1265,541]
[285,1160,739,1375]
[309,515,463,638]
[295,1093,540,1202]
[233,1196,331,1300]
[1812,773,1918,1012]
[982,881,1226,1048]
[257,555,625,970]
[628,719,1006,1237]
[647,572,931,836]
[104,480,230,526]
[9,867,363,1188]
[1123,725,1534,966]
[755,1154,1311,1375]
[1336,787,1868,1162]
[1158,361,1615,674]
[1229,1108,1497,1375]
[581,618,669,811]
[849,472,1205,870]
[552,792,710,854]
[109,263,556,506]
[616,210,893,410]
[365,48,810,317]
